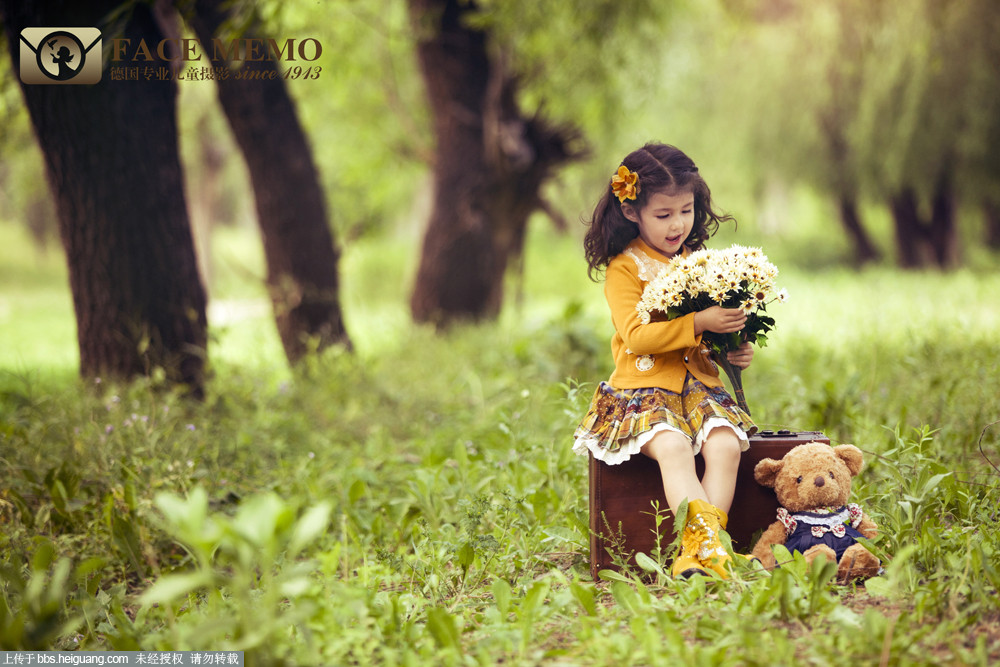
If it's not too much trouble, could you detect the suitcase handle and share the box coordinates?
[755,429,824,438]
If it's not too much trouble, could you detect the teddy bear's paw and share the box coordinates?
[836,544,881,582]
[802,544,837,565]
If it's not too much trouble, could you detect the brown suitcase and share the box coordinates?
[589,429,829,579]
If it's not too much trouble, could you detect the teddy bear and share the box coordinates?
[751,442,882,582]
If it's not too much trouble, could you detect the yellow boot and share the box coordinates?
[685,499,732,579]
[671,500,714,579]
[671,524,709,579]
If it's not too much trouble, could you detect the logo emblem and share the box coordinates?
[19,28,102,85]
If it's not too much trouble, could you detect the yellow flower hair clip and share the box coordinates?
[611,165,640,203]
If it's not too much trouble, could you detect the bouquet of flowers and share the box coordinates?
[636,245,787,414]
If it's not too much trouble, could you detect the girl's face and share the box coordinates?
[622,189,695,258]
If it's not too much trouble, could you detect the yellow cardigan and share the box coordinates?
[603,238,723,392]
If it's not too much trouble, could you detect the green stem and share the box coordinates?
[713,352,751,416]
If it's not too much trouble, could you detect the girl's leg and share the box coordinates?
[699,426,743,514]
[641,429,708,513]
[642,429,739,578]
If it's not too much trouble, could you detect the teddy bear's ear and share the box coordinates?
[754,458,783,488]
[834,444,864,476]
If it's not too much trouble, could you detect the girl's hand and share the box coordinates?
[694,306,746,335]
[727,342,754,370]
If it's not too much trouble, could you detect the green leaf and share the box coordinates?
[348,479,367,504]
[770,543,793,567]
[864,576,894,598]
[455,542,475,572]
[634,552,665,576]
[569,581,598,616]
[123,480,137,513]
[522,580,550,616]
[279,575,312,597]
[672,498,690,536]
[49,479,69,514]
[919,472,951,498]
[111,514,146,576]
[288,502,332,556]
[426,607,461,650]
[74,556,107,581]
[610,581,642,614]
[597,568,634,584]
[30,537,55,572]
[806,556,838,592]
[827,605,863,629]
[233,493,293,546]
[140,572,213,607]
[154,487,208,533]
[492,578,512,616]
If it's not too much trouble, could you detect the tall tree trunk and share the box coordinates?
[928,173,958,268]
[1,0,207,393]
[890,188,928,268]
[185,0,351,363]
[889,177,959,269]
[837,195,881,265]
[984,199,1000,250]
[407,0,581,326]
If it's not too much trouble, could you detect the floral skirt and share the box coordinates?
[572,374,757,465]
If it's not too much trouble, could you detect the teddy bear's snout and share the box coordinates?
[814,476,825,487]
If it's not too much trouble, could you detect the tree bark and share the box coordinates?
[184,0,351,363]
[928,173,958,268]
[1,0,208,393]
[888,177,958,269]
[890,188,928,268]
[406,0,581,326]
[837,195,881,265]
[984,199,1000,251]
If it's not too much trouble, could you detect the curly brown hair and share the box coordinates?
[583,143,735,280]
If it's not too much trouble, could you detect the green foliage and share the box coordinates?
[113,489,335,661]
[471,0,676,155]
[2,0,999,660]
[2,221,1000,662]
[745,545,841,621]
[0,546,83,650]
[6,0,1000,274]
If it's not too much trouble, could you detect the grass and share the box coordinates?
[1,218,1000,664]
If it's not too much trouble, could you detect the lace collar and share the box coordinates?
[622,239,688,282]
[777,504,864,538]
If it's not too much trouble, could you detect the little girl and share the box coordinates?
[573,142,756,579]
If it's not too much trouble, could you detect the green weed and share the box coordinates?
[2,223,1000,663]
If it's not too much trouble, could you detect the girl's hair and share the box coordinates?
[583,142,735,280]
